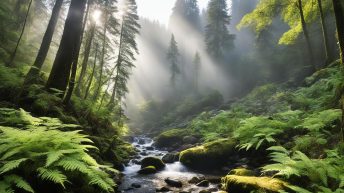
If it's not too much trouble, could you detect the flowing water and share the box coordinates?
[118,136,222,193]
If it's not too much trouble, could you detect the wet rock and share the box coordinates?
[183,136,198,144]
[146,146,154,150]
[165,178,183,187]
[156,186,170,192]
[199,190,211,193]
[131,183,141,188]
[138,166,156,174]
[138,138,145,144]
[131,159,141,164]
[176,144,194,152]
[162,152,179,163]
[188,176,204,184]
[179,191,191,193]
[140,151,148,156]
[196,180,209,187]
[205,176,221,184]
[141,157,165,170]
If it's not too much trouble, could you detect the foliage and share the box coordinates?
[0,108,117,193]
[262,146,344,192]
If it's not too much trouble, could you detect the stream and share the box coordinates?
[118,136,223,193]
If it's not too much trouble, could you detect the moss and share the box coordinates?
[221,175,288,193]
[155,128,192,148]
[141,157,165,170]
[138,166,157,174]
[228,168,255,176]
[179,138,237,169]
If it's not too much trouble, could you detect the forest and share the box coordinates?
[0,0,343,192]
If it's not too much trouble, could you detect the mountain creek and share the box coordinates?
[118,136,227,193]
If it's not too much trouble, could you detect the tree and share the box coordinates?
[169,0,201,32]
[45,0,87,95]
[167,34,180,88]
[75,2,97,96]
[108,0,140,109]
[24,0,64,85]
[317,0,331,64]
[193,51,201,92]
[6,0,33,67]
[84,43,99,100]
[205,0,234,59]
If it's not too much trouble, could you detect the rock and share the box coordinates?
[138,138,145,144]
[188,176,204,184]
[156,187,170,192]
[140,151,148,156]
[183,136,198,144]
[138,166,156,174]
[131,183,141,188]
[221,175,288,193]
[165,178,183,187]
[155,129,190,148]
[176,144,195,152]
[196,180,209,187]
[131,159,141,164]
[205,176,221,184]
[162,152,179,163]
[228,168,255,176]
[146,146,154,150]
[179,138,237,170]
[199,190,211,193]
[141,157,165,170]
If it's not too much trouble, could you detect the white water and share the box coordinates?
[119,136,222,193]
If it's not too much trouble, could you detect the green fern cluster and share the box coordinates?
[0,108,117,193]
[262,146,344,193]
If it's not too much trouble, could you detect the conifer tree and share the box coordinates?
[108,0,140,109]
[193,51,201,92]
[167,34,180,88]
[205,0,234,59]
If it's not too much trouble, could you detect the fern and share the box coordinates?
[0,108,118,193]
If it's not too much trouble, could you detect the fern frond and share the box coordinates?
[0,158,28,174]
[37,168,67,187]
[3,175,34,193]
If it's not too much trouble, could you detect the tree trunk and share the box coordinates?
[332,0,344,141]
[297,0,316,71]
[84,44,98,100]
[92,15,108,101]
[108,19,124,107]
[76,19,96,96]
[63,0,90,104]
[6,0,33,67]
[46,0,87,96]
[98,80,111,110]
[24,0,64,85]
[317,0,332,65]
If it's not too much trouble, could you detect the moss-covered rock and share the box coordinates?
[179,138,237,169]
[138,166,157,174]
[228,168,255,176]
[221,175,288,193]
[141,157,165,170]
[155,128,193,148]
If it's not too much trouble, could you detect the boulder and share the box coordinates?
[155,129,190,148]
[138,166,156,174]
[162,152,179,163]
[228,168,255,176]
[156,187,170,192]
[131,183,141,188]
[165,178,183,187]
[183,136,198,144]
[221,175,288,193]
[179,138,237,170]
[141,157,165,170]
[205,176,221,184]
[196,180,210,187]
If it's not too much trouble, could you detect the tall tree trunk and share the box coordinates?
[317,0,332,65]
[63,0,90,104]
[76,18,96,96]
[98,80,111,110]
[84,44,98,100]
[332,0,344,141]
[92,14,108,101]
[297,0,316,71]
[6,0,33,67]
[108,19,124,107]
[24,0,64,84]
[46,0,87,96]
